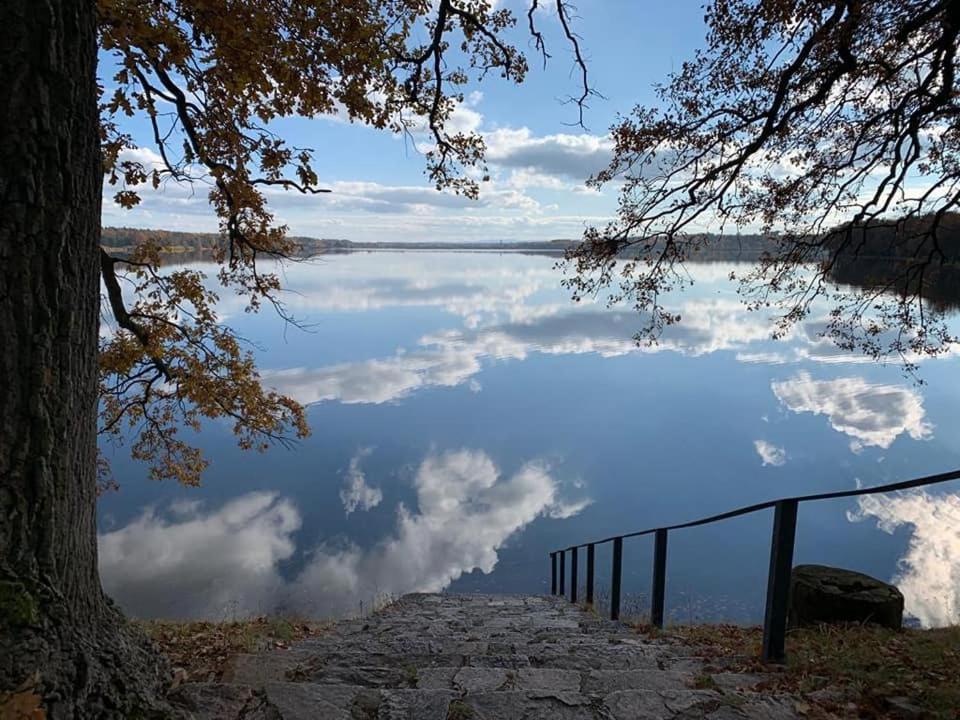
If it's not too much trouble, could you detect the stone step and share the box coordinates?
[225,651,306,686]
[452,690,600,720]
[324,618,608,641]
[227,639,671,688]
[173,679,796,720]
[262,682,456,720]
[173,595,804,720]
[172,682,458,720]
[257,683,612,720]
[416,666,582,693]
[292,617,635,644]
[228,655,716,693]
[229,641,666,684]
[296,631,636,654]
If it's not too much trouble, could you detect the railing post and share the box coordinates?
[570,547,578,603]
[550,552,557,595]
[651,528,668,628]
[586,543,595,606]
[610,537,623,621]
[762,499,798,663]
[559,548,566,596]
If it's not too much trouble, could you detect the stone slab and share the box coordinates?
[464,690,596,720]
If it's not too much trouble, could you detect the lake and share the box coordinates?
[97,251,960,627]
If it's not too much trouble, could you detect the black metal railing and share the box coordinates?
[549,467,960,663]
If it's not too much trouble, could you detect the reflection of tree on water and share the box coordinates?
[829,256,960,312]
[825,214,960,313]
[681,216,960,314]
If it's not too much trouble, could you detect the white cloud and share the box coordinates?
[293,180,540,214]
[485,127,613,181]
[393,88,486,138]
[324,181,479,210]
[103,138,581,239]
[504,168,571,191]
[447,103,483,135]
[99,449,590,619]
[754,440,786,467]
[113,146,167,174]
[339,447,382,515]
[849,491,960,627]
[104,188,609,242]
[771,372,933,449]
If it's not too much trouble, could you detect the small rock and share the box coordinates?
[169,683,266,719]
[885,695,928,719]
[170,667,188,689]
[805,684,851,706]
[711,672,765,692]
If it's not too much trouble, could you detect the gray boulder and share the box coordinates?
[789,564,904,629]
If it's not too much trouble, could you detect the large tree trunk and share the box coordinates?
[0,1,169,716]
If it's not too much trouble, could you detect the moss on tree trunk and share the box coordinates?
[0,0,171,716]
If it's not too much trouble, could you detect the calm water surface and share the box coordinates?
[97,251,960,626]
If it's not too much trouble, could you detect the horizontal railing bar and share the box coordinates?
[552,467,960,553]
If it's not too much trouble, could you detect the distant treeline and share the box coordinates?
[824,213,960,310]
[666,233,774,259]
[100,227,351,255]
[823,213,960,261]
[100,227,578,256]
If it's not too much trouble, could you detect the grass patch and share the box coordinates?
[402,664,419,688]
[446,700,474,720]
[578,601,599,617]
[138,615,331,683]
[638,622,960,719]
[691,672,720,691]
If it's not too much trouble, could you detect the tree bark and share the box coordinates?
[0,0,169,716]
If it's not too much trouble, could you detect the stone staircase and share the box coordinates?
[172,594,800,719]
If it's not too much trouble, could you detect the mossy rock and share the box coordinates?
[789,564,903,630]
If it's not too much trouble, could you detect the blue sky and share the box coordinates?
[101,1,710,242]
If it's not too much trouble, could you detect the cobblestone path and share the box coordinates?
[173,594,800,719]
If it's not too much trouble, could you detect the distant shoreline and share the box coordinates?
[100,226,578,256]
[99,226,770,260]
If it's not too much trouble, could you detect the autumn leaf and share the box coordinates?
[0,672,47,720]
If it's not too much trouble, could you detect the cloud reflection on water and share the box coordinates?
[754,440,786,466]
[849,491,960,627]
[264,299,779,406]
[340,447,382,515]
[98,492,298,619]
[259,255,956,417]
[99,449,590,619]
[772,372,933,450]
